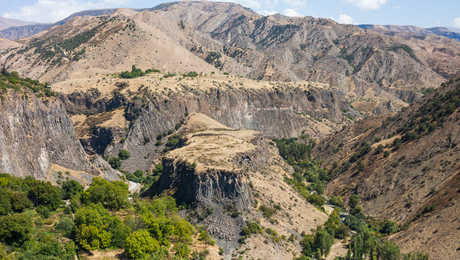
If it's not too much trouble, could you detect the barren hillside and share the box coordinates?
[314,77,460,259]
[1,1,459,115]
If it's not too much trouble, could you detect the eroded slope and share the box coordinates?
[314,77,460,259]
[146,113,328,259]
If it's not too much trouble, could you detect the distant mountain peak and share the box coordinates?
[0,17,35,31]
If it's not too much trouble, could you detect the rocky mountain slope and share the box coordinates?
[145,113,328,259]
[314,77,460,259]
[1,1,459,115]
[0,9,117,40]
[0,71,120,185]
[56,70,352,173]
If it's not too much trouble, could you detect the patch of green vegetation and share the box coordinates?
[388,44,420,63]
[118,66,160,79]
[398,84,460,143]
[0,173,199,259]
[118,149,130,160]
[275,136,329,208]
[163,72,176,79]
[348,142,371,163]
[421,88,435,96]
[198,228,215,246]
[0,70,57,97]
[259,205,277,219]
[163,134,186,152]
[119,65,146,79]
[276,137,428,260]
[59,26,100,52]
[183,71,199,78]
[205,51,223,69]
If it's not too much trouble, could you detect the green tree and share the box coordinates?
[109,218,131,248]
[55,216,75,238]
[325,210,349,239]
[125,229,160,259]
[313,228,334,257]
[0,189,12,215]
[74,204,114,250]
[20,232,75,259]
[84,177,129,210]
[61,180,83,200]
[380,220,399,235]
[27,180,62,210]
[378,240,401,260]
[9,191,32,212]
[0,214,32,246]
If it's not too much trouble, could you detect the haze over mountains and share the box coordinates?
[0,1,458,260]
[0,17,34,31]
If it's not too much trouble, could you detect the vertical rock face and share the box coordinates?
[0,91,120,184]
[157,160,252,210]
[108,85,350,172]
[145,113,328,258]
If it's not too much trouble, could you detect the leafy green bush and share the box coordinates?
[183,71,199,78]
[108,157,121,169]
[324,210,349,239]
[328,195,345,208]
[61,179,83,200]
[74,204,114,250]
[26,179,62,210]
[55,216,75,238]
[274,137,313,163]
[0,214,32,246]
[380,219,399,235]
[36,205,50,218]
[119,149,131,160]
[349,142,371,163]
[20,232,76,260]
[0,69,57,97]
[240,221,261,237]
[125,229,160,259]
[259,205,277,219]
[83,177,129,210]
[198,229,215,246]
[120,65,146,79]
[164,134,186,152]
[300,227,334,258]
[307,193,325,208]
[173,242,190,258]
[137,196,195,247]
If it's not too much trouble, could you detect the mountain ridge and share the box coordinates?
[359,24,460,41]
[1,1,458,117]
[0,17,34,31]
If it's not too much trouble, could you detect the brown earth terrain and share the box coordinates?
[1,1,459,115]
[315,77,460,259]
[147,113,329,259]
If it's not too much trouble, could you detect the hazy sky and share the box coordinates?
[2,0,460,29]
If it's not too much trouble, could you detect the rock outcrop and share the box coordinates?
[145,113,328,259]
[80,74,352,172]
[0,90,121,184]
